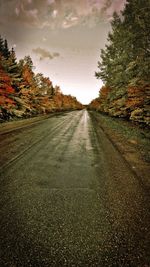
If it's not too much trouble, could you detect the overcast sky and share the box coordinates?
[0,0,126,104]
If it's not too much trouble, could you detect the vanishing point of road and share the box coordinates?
[0,110,149,267]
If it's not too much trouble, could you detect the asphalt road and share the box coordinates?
[0,110,149,267]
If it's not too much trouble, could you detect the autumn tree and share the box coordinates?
[94,0,150,124]
[35,73,54,96]
[19,56,35,88]
[0,62,15,119]
[0,36,83,120]
[0,37,16,119]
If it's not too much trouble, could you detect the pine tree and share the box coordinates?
[3,39,10,59]
[96,0,150,89]
[122,0,150,85]
[0,35,4,56]
[95,12,129,89]
[7,47,22,92]
[95,0,150,123]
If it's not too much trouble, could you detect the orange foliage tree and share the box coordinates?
[0,64,15,107]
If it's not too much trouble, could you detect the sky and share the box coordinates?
[0,0,126,104]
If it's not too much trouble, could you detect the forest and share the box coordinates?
[89,0,150,126]
[0,0,149,126]
[0,37,83,122]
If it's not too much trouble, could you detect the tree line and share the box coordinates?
[89,0,150,126]
[0,36,83,121]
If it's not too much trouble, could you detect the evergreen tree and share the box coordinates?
[3,39,10,59]
[24,55,34,71]
[122,0,150,85]
[7,47,22,92]
[96,12,130,89]
[0,35,4,56]
[96,0,150,88]
[95,0,150,124]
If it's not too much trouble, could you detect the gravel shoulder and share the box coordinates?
[89,111,150,189]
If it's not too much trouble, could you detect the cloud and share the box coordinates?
[15,7,20,16]
[102,0,126,17]
[47,0,55,5]
[62,16,79,29]
[32,47,60,60]
[52,9,58,18]
[42,37,47,42]
[0,0,127,30]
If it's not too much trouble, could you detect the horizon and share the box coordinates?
[0,0,126,104]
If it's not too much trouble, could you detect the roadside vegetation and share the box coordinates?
[90,111,150,187]
[89,0,150,127]
[0,37,83,122]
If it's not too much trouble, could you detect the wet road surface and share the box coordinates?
[0,110,150,266]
